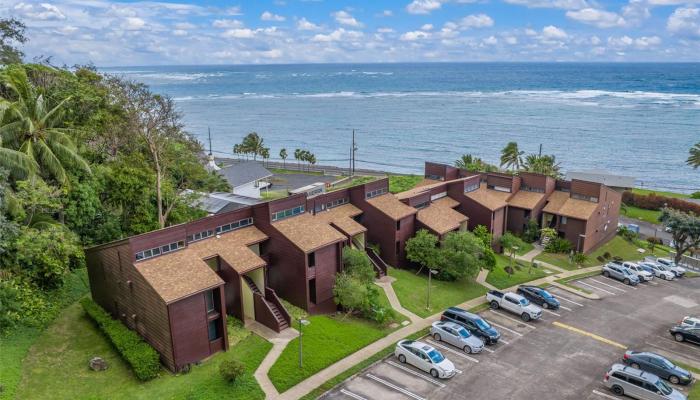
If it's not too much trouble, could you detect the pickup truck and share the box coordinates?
[486,290,542,322]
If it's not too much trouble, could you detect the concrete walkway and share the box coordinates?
[476,268,497,291]
[250,320,299,399]
[375,276,421,323]
[265,264,603,400]
[514,246,569,274]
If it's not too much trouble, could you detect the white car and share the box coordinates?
[394,340,456,379]
[639,262,675,280]
[657,258,686,277]
[623,262,654,282]
[486,290,542,322]
[430,321,484,354]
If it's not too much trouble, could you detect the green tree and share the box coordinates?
[260,147,270,167]
[500,141,523,171]
[241,132,265,160]
[279,148,287,168]
[659,208,700,264]
[294,148,302,169]
[405,229,440,275]
[499,232,524,268]
[0,66,90,184]
[438,231,486,281]
[454,154,497,172]
[688,142,700,169]
[342,246,375,284]
[333,271,370,316]
[13,178,62,228]
[0,18,27,65]
[472,224,492,248]
[523,154,562,178]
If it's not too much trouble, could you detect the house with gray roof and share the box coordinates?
[217,161,273,199]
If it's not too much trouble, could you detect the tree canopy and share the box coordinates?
[659,208,700,264]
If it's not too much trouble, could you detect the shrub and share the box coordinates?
[80,298,161,380]
[219,359,245,384]
[596,255,606,263]
[692,192,700,199]
[603,252,611,259]
[571,252,588,265]
[522,219,540,243]
[545,237,572,254]
[617,226,638,242]
[646,237,663,245]
[622,191,700,215]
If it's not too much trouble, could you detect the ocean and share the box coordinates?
[100,63,700,193]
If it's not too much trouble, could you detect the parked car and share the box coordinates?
[516,285,561,309]
[430,321,484,354]
[656,258,686,277]
[440,307,501,345]
[394,339,456,379]
[670,324,700,345]
[622,351,693,385]
[603,363,687,400]
[602,263,640,286]
[679,316,700,328]
[639,262,675,281]
[486,290,542,322]
[623,262,654,282]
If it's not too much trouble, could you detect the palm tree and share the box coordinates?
[454,154,497,172]
[523,154,561,178]
[688,142,700,169]
[0,67,89,184]
[294,148,302,170]
[500,141,523,171]
[260,147,270,167]
[241,132,264,160]
[279,148,287,168]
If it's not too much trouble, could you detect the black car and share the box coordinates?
[670,324,700,345]
[516,285,560,310]
[622,350,693,385]
[440,307,501,345]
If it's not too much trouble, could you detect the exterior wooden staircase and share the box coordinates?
[365,248,388,278]
[243,275,290,332]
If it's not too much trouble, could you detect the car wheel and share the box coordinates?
[674,333,685,342]
[464,345,472,354]
[603,271,610,277]
[611,385,624,396]
[542,302,549,309]
[623,278,630,285]
[398,354,406,363]
[669,375,680,385]
[521,313,531,322]
[430,369,439,378]
[490,301,499,310]
[433,333,441,342]
[630,363,640,369]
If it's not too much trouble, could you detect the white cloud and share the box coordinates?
[381,10,393,16]
[332,10,362,27]
[590,35,601,45]
[542,25,568,39]
[566,8,627,28]
[312,28,363,42]
[504,0,589,10]
[213,19,244,29]
[459,14,495,29]
[406,0,443,15]
[174,22,196,30]
[377,27,395,33]
[400,30,431,40]
[649,0,700,5]
[297,18,320,30]
[172,29,188,36]
[261,49,283,58]
[225,6,243,16]
[421,24,434,31]
[608,35,661,48]
[261,11,285,22]
[524,28,538,36]
[14,2,66,20]
[504,36,518,44]
[122,17,146,31]
[483,35,498,45]
[222,28,256,39]
[667,7,700,36]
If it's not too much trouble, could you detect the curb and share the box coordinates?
[549,281,601,300]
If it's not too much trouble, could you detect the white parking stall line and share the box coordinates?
[385,360,446,387]
[366,374,427,400]
[646,281,659,286]
[489,310,537,329]
[480,346,494,353]
[499,338,510,345]
[454,369,463,374]
[577,281,616,295]
[485,321,523,337]
[543,309,561,317]
[553,294,584,307]
[657,337,700,355]
[590,278,631,292]
[592,389,621,399]
[645,341,700,362]
[558,304,573,312]
[426,339,480,363]
[340,389,369,400]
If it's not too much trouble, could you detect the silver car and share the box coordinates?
[640,262,675,281]
[603,363,687,400]
[430,321,484,354]
[603,263,640,285]
[394,339,457,379]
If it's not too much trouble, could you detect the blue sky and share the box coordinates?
[3,0,699,65]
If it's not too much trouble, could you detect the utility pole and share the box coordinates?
[208,127,213,156]
[538,143,542,157]
[351,129,358,176]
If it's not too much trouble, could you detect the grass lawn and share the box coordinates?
[535,236,650,271]
[515,241,534,256]
[389,267,488,318]
[329,176,377,192]
[15,303,272,400]
[261,189,289,200]
[630,188,690,199]
[388,175,423,194]
[622,205,662,224]
[267,314,394,393]
[269,167,323,176]
[486,255,549,289]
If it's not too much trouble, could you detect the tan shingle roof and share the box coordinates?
[543,191,598,220]
[433,196,460,209]
[464,183,510,211]
[508,190,546,210]
[273,213,347,253]
[138,226,268,304]
[312,204,367,237]
[367,194,418,221]
[416,203,468,235]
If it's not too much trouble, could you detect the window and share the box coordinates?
[135,240,185,261]
[396,220,401,231]
[187,229,214,243]
[414,201,429,209]
[308,252,316,268]
[271,206,305,222]
[571,193,599,202]
[426,174,443,181]
[464,182,479,193]
[521,185,545,193]
[561,216,568,224]
[216,217,254,234]
[365,187,387,199]
[487,184,511,193]
[308,279,316,304]
[205,290,216,313]
[326,197,349,209]
[628,377,644,387]
[208,319,221,341]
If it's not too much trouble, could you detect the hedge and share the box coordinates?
[622,191,700,215]
[80,298,161,380]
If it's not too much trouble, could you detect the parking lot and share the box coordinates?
[321,273,700,400]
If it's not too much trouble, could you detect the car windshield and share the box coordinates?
[427,349,445,363]
[457,327,471,338]
[658,358,674,369]
[657,265,668,271]
[657,380,673,395]
[539,289,554,299]
[519,298,530,306]
[475,318,491,330]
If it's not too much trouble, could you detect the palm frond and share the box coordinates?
[34,139,67,184]
[41,96,71,127]
[46,139,91,174]
[0,146,38,178]
[687,143,700,169]
[28,213,60,230]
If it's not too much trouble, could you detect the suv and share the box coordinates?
[623,262,654,282]
[441,307,501,345]
[670,324,700,345]
[603,363,686,399]
[517,285,560,309]
[394,340,456,379]
[622,351,693,385]
[656,258,686,277]
[680,316,700,328]
[602,263,640,286]
[639,262,675,281]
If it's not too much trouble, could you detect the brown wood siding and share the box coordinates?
[310,243,339,311]
[582,185,621,253]
[520,172,550,192]
[216,257,244,320]
[268,193,307,215]
[307,189,351,213]
[405,192,431,207]
[168,291,221,369]
[571,179,602,198]
[507,207,528,234]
